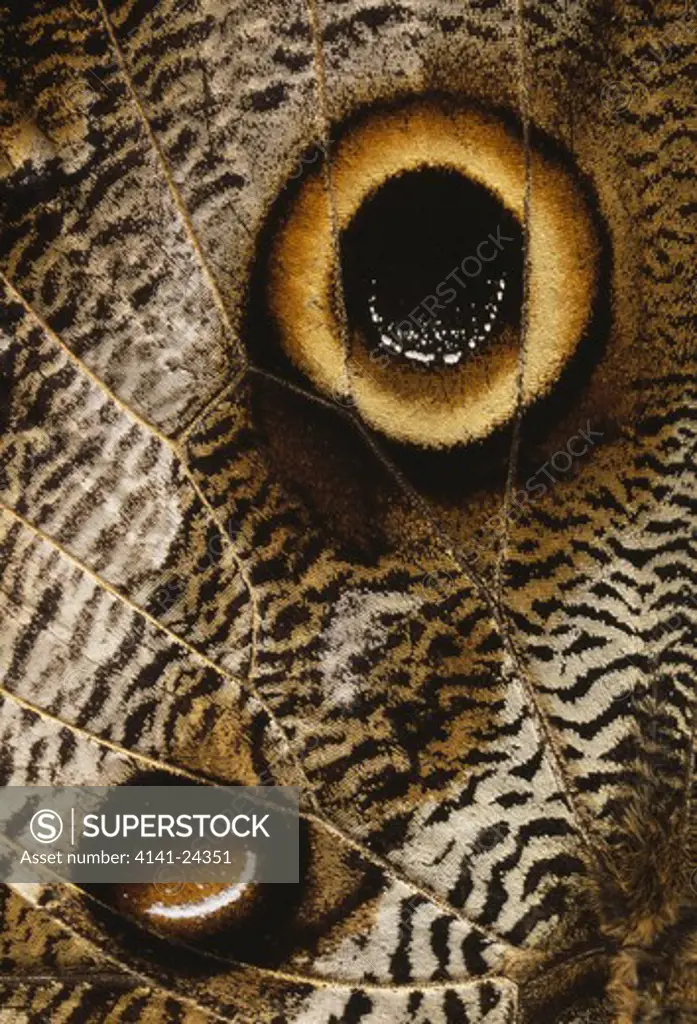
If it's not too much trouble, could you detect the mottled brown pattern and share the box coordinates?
[0,0,695,1021]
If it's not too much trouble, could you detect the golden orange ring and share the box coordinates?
[269,99,599,448]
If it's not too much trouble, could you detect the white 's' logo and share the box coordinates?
[29,809,63,844]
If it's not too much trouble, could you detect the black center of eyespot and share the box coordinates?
[340,167,524,368]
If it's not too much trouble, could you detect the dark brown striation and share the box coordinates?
[0,1,695,1021]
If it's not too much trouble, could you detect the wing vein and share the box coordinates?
[4,883,249,1023]
[0,502,280,777]
[492,0,533,611]
[488,0,600,861]
[92,0,246,367]
[1,271,263,744]
[11,872,517,990]
[0,680,221,787]
[297,0,601,865]
[0,503,522,948]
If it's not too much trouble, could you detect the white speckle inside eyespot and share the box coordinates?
[341,168,523,371]
[363,266,513,369]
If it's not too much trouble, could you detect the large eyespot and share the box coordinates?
[262,97,601,449]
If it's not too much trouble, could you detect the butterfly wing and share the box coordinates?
[1,1,695,1022]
